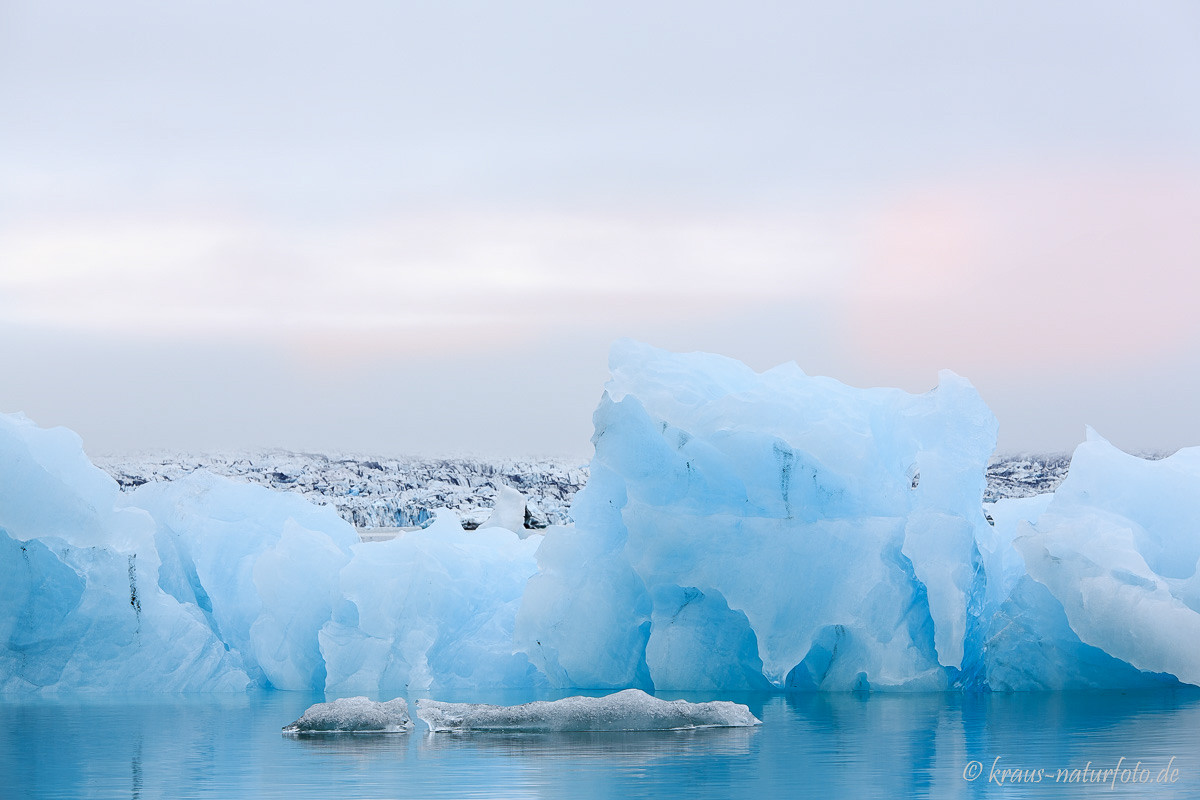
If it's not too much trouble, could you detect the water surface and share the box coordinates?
[2,689,1198,799]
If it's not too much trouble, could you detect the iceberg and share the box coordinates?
[319,509,543,694]
[0,411,539,693]
[3,340,1199,694]
[416,688,760,731]
[282,696,412,733]
[515,340,997,690]
[960,436,1193,691]
[1009,429,1200,686]
[132,470,359,690]
[0,413,250,692]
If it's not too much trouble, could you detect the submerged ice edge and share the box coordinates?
[3,341,1200,694]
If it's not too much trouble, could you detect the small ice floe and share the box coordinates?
[416,688,761,732]
[282,697,413,734]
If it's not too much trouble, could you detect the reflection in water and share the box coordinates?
[3,689,1200,799]
[416,726,757,758]
[131,735,142,800]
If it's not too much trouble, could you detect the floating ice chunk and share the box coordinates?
[11,342,1200,694]
[416,689,760,732]
[282,696,412,734]
[479,485,529,536]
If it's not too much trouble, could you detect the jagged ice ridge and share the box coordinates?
[95,452,585,530]
[93,451,1072,531]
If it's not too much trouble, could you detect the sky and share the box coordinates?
[2,1,1199,459]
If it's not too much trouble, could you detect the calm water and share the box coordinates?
[2,689,1199,799]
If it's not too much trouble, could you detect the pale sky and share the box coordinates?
[2,1,1199,459]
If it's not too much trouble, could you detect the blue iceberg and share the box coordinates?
[1,341,1196,692]
[515,340,997,690]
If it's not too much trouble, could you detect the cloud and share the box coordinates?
[847,161,1200,374]
[0,206,854,363]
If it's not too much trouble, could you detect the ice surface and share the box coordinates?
[516,340,997,689]
[95,450,1073,528]
[956,435,1192,691]
[416,688,760,731]
[282,696,412,733]
[0,412,538,693]
[131,470,359,690]
[0,414,250,692]
[97,452,583,529]
[1011,429,1200,686]
[479,485,531,536]
[319,509,543,694]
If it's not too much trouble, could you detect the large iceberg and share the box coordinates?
[0,413,540,693]
[2,341,1198,693]
[416,689,760,731]
[515,340,998,690]
[0,414,250,692]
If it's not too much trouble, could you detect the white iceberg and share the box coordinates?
[416,689,760,732]
[282,696,412,733]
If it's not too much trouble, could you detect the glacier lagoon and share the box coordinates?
[3,689,1199,799]
[5,339,1200,795]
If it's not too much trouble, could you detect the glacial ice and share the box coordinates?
[480,485,533,536]
[416,689,760,731]
[0,414,252,692]
[319,509,543,694]
[1009,429,1200,687]
[0,410,539,693]
[132,470,359,691]
[282,696,412,733]
[515,340,997,690]
[3,340,1200,694]
[96,452,584,530]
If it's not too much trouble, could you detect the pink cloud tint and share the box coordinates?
[849,162,1200,375]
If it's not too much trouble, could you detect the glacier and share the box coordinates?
[1,340,1197,693]
[96,451,584,530]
